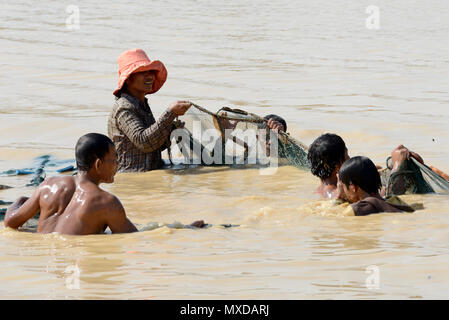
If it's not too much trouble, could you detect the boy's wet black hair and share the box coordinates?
[308,133,347,179]
[338,156,382,194]
[263,114,287,132]
[75,133,114,172]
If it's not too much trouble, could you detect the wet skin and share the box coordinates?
[337,174,380,204]
[264,119,285,157]
[316,147,350,199]
[4,146,137,235]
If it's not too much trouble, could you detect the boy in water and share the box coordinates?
[4,133,138,235]
[307,133,448,198]
[338,156,414,216]
[261,115,288,158]
[307,133,350,198]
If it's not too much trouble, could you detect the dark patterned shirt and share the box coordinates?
[351,196,414,216]
[107,93,176,172]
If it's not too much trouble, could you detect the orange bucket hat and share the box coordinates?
[113,48,167,96]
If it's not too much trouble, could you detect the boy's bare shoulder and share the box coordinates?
[38,175,76,191]
[89,189,123,212]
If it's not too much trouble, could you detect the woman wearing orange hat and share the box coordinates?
[108,48,191,172]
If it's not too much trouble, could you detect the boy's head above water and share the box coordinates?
[338,156,382,203]
[75,133,118,183]
[308,133,349,180]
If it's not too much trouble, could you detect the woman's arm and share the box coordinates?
[116,107,176,153]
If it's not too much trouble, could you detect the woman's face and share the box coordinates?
[98,145,119,184]
[126,70,156,94]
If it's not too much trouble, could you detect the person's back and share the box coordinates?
[32,175,75,233]
[35,176,124,235]
[4,133,137,235]
[349,196,414,216]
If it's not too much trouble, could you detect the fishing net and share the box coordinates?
[169,102,310,170]
[382,157,449,196]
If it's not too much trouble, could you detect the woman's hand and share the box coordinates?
[169,101,191,116]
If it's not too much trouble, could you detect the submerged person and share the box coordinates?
[307,133,448,198]
[108,48,192,172]
[4,133,138,235]
[307,133,350,198]
[4,133,209,235]
[338,156,414,216]
[263,114,287,133]
[385,144,449,195]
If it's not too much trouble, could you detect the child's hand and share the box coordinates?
[267,118,285,132]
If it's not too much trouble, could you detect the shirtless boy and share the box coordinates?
[4,133,138,235]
